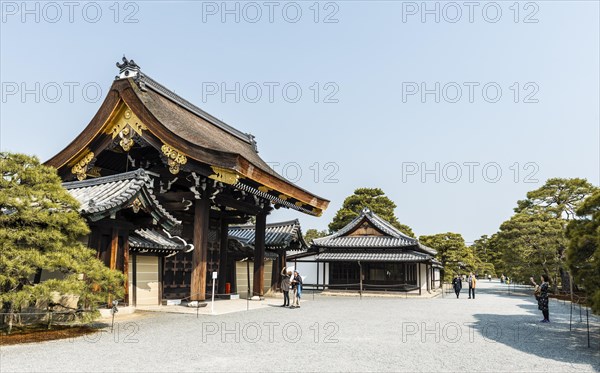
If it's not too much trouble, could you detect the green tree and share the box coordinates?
[329,188,414,237]
[514,178,597,288]
[495,211,566,289]
[304,228,329,244]
[515,178,597,220]
[0,153,124,332]
[419,232,472,281]
[470,235,498,277]
[566,190,600,313]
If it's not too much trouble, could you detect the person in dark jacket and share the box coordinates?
[530,274,550,322]
[291,271,303,308]
[280,266,292,307]
[452,274,462,298]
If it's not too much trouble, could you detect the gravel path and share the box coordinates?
[1,281,598,372]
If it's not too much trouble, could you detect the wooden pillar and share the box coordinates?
[271,250,286,292]
[191,199,210,301]
[218,218,229,294]
[426,263,430,292]
[123,234,130,304]
[418,263,422,295]
[132,253,137,307]
[109,228,119,270]
[252,211,267,297]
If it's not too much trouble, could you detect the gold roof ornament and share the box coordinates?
[161,144,187,174]
[209,166,240,185]
[71,152,94,181]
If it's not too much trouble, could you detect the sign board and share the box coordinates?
[212,271,218,280]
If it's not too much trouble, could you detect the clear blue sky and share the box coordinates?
[1,1,599,242]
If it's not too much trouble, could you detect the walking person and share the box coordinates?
[452,274,462,298]
[291,271,303,308]
[530,274,550,322]
[468,272,477,299]
[280,266,292,307]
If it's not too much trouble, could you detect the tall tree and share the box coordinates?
[329,188,414,237]
[495,211,566,289]
[566,190,600,313]
[515,178,597,220]
[514,178,597,288]
[304,228,329,244]
[470,235,498,277]
[0,153,124,332]
[419,232,472,281]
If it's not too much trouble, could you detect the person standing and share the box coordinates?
[280,266,292,307]
[291,271,303,308]
[468,272,477,299]
[452,274,462,298]
[530,275,550,322]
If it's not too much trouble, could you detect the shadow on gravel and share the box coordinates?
[471,312,600,370]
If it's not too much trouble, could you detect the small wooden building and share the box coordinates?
[45,57,329,305]
[228,219,308,296]
[290,207,441,294]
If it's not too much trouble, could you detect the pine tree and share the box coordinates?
[0,153,123,332]
[328,188,414,237]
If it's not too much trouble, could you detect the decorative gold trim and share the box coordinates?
[107,105,147,139]
[295,201,304,207]
[209,166,240,185]
[131,198,142,213]
[71,152,94,181]
[161,144,187,174]
[258,185,272,193]
[278,194,289,201]
[105,103,147,152]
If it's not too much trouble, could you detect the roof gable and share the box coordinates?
[46,57,329,216]
[312,208,436,255]
[63,169,180,232]
[229,219,308,251]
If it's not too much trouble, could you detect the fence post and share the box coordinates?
[586,307,590,348]
[569,301,573,331]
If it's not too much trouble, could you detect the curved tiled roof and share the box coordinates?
[316,250,430,262]
[129,229,191,254]
[228,219,308,251]
[312,207,436,256]
[63,169,181,231]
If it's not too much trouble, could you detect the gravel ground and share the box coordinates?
[1,281,598,372]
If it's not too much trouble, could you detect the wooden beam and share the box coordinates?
[215,194,261,215]
[253,211,267,297]
[218,218,229,294]
[191,199,210,301]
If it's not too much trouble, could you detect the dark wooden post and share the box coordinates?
[123,234,130,304]
[191,199,210,301]
[218,218,229,294]
[418,263,422,295]
[426,263,430,292]
[253,211,267,297]
[271,250,287,292]
[109,228,119,270]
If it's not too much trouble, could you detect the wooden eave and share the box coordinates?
[45,78,329,215]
